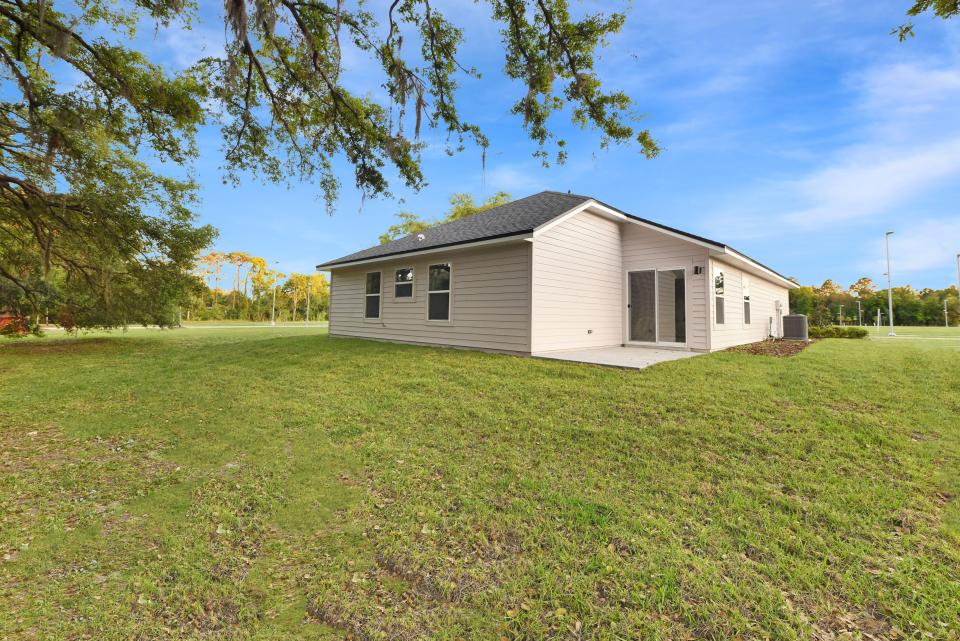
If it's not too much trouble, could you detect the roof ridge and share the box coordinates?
[540,189,595,200]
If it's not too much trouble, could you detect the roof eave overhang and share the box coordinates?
[534,200,796,289]
[316,231,534,271]
[710,248,799,289]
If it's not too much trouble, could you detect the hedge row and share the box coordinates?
[808,325,869,339]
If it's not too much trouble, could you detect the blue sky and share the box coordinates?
[147,1,959,289]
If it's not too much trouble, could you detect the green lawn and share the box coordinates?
[2,329,958,640]
[867,325,960,339]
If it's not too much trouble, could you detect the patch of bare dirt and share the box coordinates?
[811,608,898,641]
[727,339,812,358]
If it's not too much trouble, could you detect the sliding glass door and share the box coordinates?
[628,270,656,342]
[628,269,686,345]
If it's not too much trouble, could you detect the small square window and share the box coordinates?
[394,268,414,298]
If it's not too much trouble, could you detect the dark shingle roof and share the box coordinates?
[316,191,798,286]
[317,191,590,269]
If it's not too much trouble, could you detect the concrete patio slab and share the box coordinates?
[533,346,702,370]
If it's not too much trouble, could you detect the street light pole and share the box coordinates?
[271,285,277,326]
[270,260,279,326]
[306,275,311,324]
[885,231,895,336]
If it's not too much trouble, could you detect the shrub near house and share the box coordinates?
[808,326,868,339]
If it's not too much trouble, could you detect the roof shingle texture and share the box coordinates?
[317,191,590,268]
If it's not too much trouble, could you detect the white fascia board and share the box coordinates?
[532,200,618,236]
[534,201,723,253]
[319,233,532,271]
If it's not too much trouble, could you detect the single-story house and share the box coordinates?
[317,191,797,354]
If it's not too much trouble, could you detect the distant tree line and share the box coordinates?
[789,277,959,327]
[185,252,329,323]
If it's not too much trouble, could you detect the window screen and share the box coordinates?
[428,264,451,320]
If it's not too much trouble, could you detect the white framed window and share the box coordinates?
[714,267,725,325]
[743,276,751,325]
[394,267,414,298]
[364,271,381,319]
[427,263,451,321]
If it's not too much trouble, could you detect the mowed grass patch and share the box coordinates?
[1,328,958,640]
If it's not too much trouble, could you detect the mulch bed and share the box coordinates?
[727,339,813,357]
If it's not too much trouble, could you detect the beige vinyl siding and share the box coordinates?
[620,224,710,351]
[709,258,790,350]
[531,211,623,352]
[328,241,532,353]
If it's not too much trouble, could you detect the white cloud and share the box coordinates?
[161,23,225,70]
[780,136,960,228]
[482,163,547,194]
[856,63,960,128]
[707,57,960,237]
[860,219,960,276]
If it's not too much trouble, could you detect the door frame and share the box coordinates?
[624,266,689,347]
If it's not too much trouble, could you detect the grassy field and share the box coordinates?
[867,326,960,339]
[2,329,958,640]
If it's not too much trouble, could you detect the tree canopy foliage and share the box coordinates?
[0,0,216,331]
[207,0,659,201]
[2,1,652,332]
[790,277,959,327]
[894,0,958,40]
[379,191,512,244]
